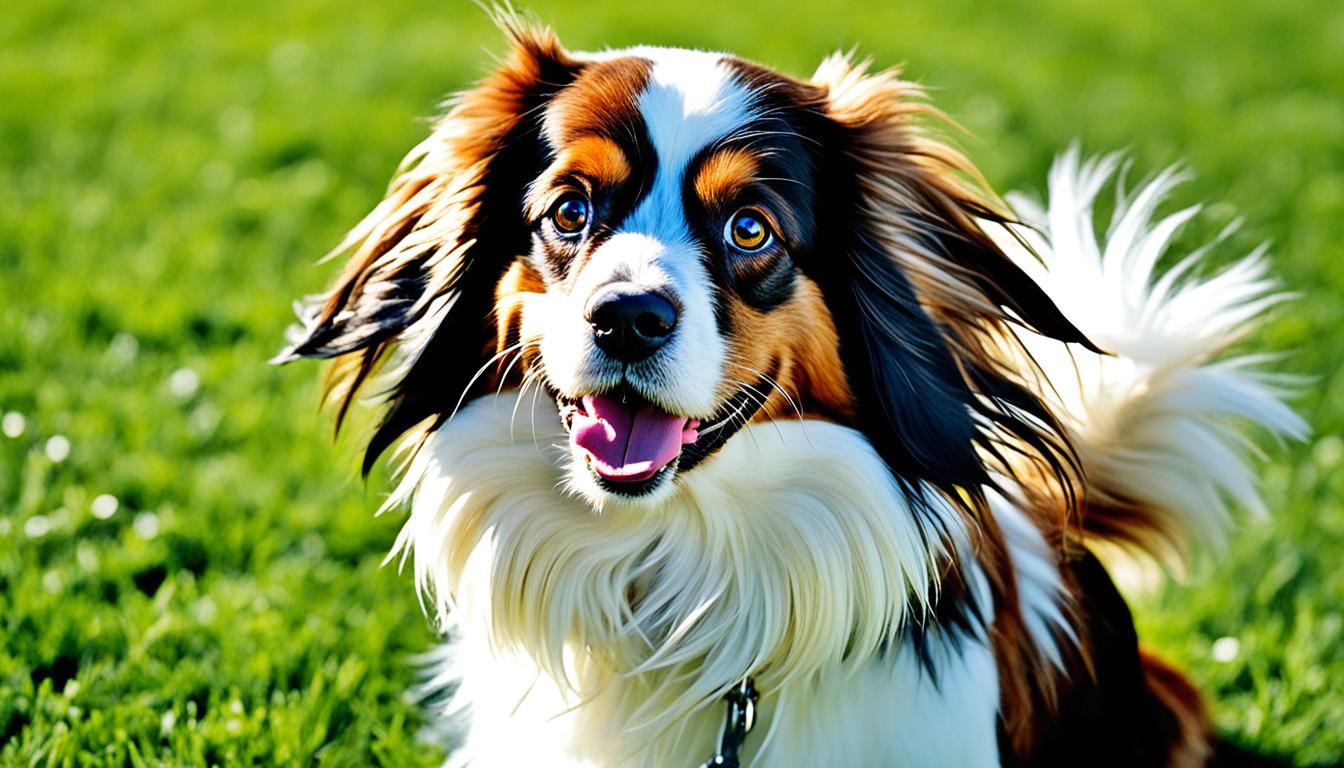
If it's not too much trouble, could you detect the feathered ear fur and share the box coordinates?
[275,21,580,473]
[807,55,1099,753]
[808,54,1093,514]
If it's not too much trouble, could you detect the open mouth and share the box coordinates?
[556,383,770,496]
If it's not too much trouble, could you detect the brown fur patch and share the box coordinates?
[988,521,1090,758]
[491,259,546,392]
[494,260,545,346]
[692,148,760,210]
[725,276,855,424]
[524,135,633,221]
[543,56,651,148]
[1141,651,1214,768]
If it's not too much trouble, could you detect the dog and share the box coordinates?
[277,18,1305,768]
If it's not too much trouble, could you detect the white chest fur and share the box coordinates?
[391,393,1006,767]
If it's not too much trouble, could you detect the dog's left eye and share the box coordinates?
[551,193,591,234]
[724,208,773,252]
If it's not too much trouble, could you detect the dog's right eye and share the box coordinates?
[725,208,773,253]
[551,193,591,234]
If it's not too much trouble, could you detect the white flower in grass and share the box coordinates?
[133,512,160,540]
[2,412,25,438]
[91,494,118,520]
[24,515,50,538]
[168,368,201,398]
[226,698,245,734]
[1211,636,1241,663]
[45,435,70,462]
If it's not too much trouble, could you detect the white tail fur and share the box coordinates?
[988,146,1307,565]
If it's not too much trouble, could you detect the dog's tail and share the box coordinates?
[989,147,1307,565]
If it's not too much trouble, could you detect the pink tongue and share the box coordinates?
[571,395,699,482]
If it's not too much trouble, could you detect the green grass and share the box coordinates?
[1,0,1341,764]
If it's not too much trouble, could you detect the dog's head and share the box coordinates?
[279,20,1092,511]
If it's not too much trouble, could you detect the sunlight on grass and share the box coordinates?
[2,0,1341,763]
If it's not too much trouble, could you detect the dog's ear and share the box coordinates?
[808,54,1091,506]
[276,21,581,472]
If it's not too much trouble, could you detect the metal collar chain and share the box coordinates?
[698,677,759,768]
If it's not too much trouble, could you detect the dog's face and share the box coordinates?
[281,25,1090,511]
[517,49,854,501]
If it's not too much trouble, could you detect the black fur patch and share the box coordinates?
[1002,552,1192,767]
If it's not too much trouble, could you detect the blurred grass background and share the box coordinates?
[1,0,1341,764]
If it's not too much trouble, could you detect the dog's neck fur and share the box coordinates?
[389,392,985,764]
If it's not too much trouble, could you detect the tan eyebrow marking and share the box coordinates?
[693,147,761,209]
[524,135,632,220]
[564,135,632,189]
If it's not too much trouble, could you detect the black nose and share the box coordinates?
[586,284,678,363]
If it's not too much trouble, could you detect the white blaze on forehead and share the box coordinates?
[545,47,755,418]
[622,46,755,236]
[617,49,750,415]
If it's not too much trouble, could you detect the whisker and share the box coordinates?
[726,359,813,448]
[728,359,807,425]
[503,342,542,444]
[510,367,536,444]
[734,379,786,443]
[696,397,755,436]
[494,340,537,398]
[448,340,529,423]
[730,396,761,450]
[528,364,550,449]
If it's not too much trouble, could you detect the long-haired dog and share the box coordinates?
[278,18,1305,768]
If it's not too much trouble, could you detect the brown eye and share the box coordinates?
[725,208,772,252]
[551,193,590,234]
